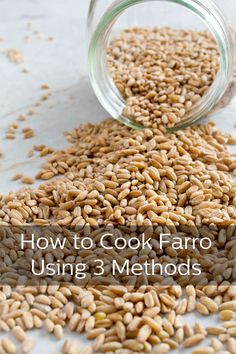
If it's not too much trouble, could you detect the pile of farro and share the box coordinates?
[107,27,220,130]
[0,117,236,353]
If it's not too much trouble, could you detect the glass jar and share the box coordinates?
[87,0,235,131]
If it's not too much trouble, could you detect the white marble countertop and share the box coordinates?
[0,0,106,193]
[1,1,236,353]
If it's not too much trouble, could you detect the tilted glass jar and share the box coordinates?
[87,0,235,131]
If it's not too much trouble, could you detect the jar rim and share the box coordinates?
[88,0,235,131]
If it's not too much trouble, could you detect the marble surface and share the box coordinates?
[0,0,106,193]
[0,1,236,353]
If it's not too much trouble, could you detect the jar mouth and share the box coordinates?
[88,0,235,132]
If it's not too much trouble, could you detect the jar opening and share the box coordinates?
[88,0,234,131]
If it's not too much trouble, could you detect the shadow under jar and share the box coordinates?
[87,0,235,131]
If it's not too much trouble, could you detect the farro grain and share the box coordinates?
[45,318,55,333]
[1,100,236,354]
[196,303,209,316]
[21,176,34,185]
[219,301,236,311]
[152,343,170,353]
[54,324,64,340]
[191,348,214,354]
[41,84,50,90]
[6,48,23,64]
[206,326,226,335]
[200,297,218,313]
[211,337,223,351]
[108,28,220,129]
[220,310,234,321]
[12,326,27,342]
[182,334,205,348]
[22,338,34,354]
[1,337,16,354]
